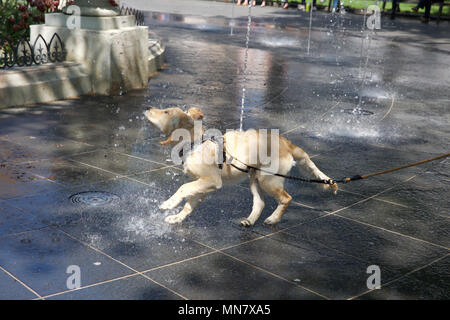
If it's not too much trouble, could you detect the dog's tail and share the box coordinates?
[289,143,332,183]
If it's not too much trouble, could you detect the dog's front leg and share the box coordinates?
[165,194,205,224]
[160,177,221,211]
[160,136,173,145]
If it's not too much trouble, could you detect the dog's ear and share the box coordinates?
[187,107,204,120]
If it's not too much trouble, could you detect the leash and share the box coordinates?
[225,150,450,185]
[335,152,450,184]
[227,153,335,185]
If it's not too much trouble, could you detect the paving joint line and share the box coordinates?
[0,264,42,299]
[155,173,418,256]
[0,138,99,165]
[34,272,144,300]
[334,213,450,251]
[53,227,189,300]
[138,251,218,275]
[191,239,330,300]
[271,227,402,276]
[36,250,219,300]
[348,253,450,300]
[239,175,419,249]
[217,175,444,299]
[112,150,177,169]
[0,149,101,170]
[65,158,176,184]
[0,225,51,241]
[225,184,394,252]
[319,175,417,217]
[339,188,411,208]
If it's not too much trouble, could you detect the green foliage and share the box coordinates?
[286,0,450,16]
[0,0,61,44]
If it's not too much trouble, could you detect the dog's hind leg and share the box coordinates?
[259,177,292,225]
[160,176,222,211]
[165,194,206,224]
[240,171,265,227]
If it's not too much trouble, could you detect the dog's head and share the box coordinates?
[186,107,204,121]
[144,107,204,136]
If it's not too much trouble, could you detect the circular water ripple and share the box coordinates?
[69,191,120,206]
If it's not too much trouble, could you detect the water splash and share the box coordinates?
[119,192,175,239]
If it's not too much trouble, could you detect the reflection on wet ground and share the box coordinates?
[0,1,449,299]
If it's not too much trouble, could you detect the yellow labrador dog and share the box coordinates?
[144,107,337,226]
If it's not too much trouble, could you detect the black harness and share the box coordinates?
[178,136,227,170]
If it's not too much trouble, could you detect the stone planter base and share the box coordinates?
[29,13,153,96]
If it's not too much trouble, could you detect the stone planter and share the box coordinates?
[29,0,164,97]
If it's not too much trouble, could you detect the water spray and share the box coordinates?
[230,0,236,35]
[307,0,313,55]
[239,1,253,131]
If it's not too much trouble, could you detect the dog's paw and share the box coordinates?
[165,214,184,224]
[240,218,254,227]
[264,216,280,225]
[160,199,177,210]
[160,140,170,145]
[321,179,338,195]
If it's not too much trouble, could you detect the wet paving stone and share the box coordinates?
[0,140,43,165]
[113,137,177,166]
[0,228,133,297]
[46,274,182,300]
[358,255,450,300]
[0,268,38,300]
[374,164,450,220]
[0,165,65,200]
[68,150,166,176]
[305,142,437,196]
[338,197,450,249]
[223,232,399,299]
[145,252,322,299]
[0,135,97,161]
[224,213,449,299]
[281,215,448,276]
[39,174,214,272]
[283,178,366,214]
[5,172,169,229]
[169,185,265,249]
[0,200,45,238]
[16,158,119,188]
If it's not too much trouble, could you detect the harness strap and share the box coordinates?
[179,136,226,171]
